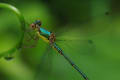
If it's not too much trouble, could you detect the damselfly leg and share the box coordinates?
[23,22,40,48]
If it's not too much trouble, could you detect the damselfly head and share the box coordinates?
[30,20,42,30]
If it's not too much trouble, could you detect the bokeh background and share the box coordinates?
[0,0,120,80]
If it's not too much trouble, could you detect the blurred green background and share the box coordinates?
[0,0,120,80]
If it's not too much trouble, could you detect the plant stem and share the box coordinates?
[0,3,25,58]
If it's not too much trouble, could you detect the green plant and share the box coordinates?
[0,3,25,58]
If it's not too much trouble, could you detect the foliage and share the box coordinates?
[0,0,120,80]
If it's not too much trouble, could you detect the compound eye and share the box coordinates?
[30,23,36,29]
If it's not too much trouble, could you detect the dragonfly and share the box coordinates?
[25,20,89,80]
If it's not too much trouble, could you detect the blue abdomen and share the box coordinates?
[53,43,62,52]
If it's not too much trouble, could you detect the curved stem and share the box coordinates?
[0,3,25,58]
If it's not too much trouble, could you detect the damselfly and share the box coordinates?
[25,20,89,80]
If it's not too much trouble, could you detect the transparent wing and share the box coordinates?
[55,25,96,54]
[49,10,112,80]
[35,45,54,80]
[54,10,111,38]
[49,25,97,80]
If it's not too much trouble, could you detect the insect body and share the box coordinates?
[30,20,88,80]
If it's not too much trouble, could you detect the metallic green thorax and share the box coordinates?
[39,27,51,39]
